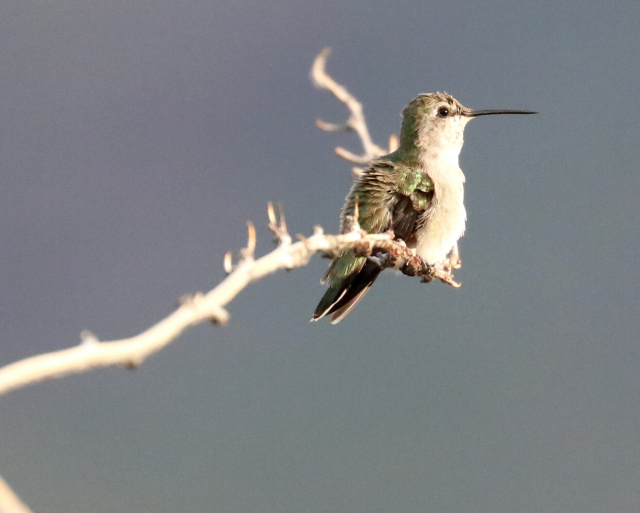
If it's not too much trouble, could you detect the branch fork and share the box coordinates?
[311,47,389,166]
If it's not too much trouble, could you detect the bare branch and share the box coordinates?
[0,207,434,397]
[311,48,387,163]
[334,147,371,165]
[0,475,33,513]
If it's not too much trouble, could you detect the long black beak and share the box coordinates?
[465,109,537,117]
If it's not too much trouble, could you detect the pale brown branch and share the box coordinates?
[0,475,33,513]
[0,209,411,397]
[311,47,387,163]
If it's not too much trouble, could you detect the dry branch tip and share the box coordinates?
[267,202,292,245]
[335,147,370,164]
[224,251,233,274]
[240,221,256,262]
[310,47,332,89]
[315,119,351,133]
[80,330,99,345]
[389,134,399,152]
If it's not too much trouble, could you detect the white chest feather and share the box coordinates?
[415,157,467,265]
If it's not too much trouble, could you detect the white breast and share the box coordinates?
[415,162,466,265]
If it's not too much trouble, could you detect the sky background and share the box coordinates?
[0,1,639,512]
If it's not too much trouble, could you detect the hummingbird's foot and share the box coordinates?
[422,262,461,288]
[398,254,461,287]
[449,253,462,270]
[400,254,424,276]
[435,253,461,274]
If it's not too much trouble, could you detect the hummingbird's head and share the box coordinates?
[400,92,536,154]
[400,93,471,153]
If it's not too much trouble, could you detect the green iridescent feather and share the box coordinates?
[324,158,433,284]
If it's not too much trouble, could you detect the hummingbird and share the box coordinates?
[312,92,536,323]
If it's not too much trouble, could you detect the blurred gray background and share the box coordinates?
[0,1,639,512]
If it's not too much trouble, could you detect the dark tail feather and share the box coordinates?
[312,260,382,323]
[327,282,375,324]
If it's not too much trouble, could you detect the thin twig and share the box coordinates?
[311,48,387,163]
[267,202,292,246]
[335,147,371,165]
[388,134,399,152]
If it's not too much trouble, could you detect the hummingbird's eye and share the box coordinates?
[437,106,450,117]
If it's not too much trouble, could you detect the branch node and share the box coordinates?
[296,232,311,247]
[179,293,230,325]
[80,330,99,346]
[209,306,230,326]
[279,253,296,270]
[178,292,203,306]
[125,359,142,370]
